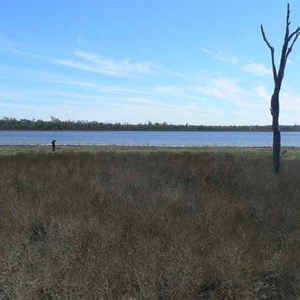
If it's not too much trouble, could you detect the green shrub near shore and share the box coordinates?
[0,148,300,299]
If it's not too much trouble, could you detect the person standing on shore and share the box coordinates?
[52,139,56,151]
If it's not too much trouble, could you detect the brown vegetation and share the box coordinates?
[0,149,300,299]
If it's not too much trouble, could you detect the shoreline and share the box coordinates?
[1,144,300,158]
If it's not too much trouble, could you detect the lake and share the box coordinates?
[1,131,300,147]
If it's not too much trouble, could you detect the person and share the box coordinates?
[52,139,56,151]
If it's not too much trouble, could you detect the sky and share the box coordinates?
[1,0,300,125]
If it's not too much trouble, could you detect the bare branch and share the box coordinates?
[261,24,277,82]
[284,3,291,44]
[286,3,291,36]
[287,31,300,58]
[285,3,300,60]
[288,27,300,41]
[278,3,293,83]
[261,24,273,50]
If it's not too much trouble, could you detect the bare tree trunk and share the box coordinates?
[271,92,280,172]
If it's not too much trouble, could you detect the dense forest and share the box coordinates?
[1,117,300,131]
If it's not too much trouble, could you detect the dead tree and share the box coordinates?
[261,3,300,172]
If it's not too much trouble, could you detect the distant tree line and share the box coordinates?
[1,117,300,132]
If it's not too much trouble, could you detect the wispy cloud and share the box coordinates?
[0,90,29,101]
[0,36,44,59]
[53,50,156,77]
[275,91,300,124]
[202,48,238,64]
[191,77,242,100]
[0,36,16,49]
[253,85,270,100]
[45,78,152,96]
[0,64,153,98]
[172,71,191,81]
[241,62,271,76]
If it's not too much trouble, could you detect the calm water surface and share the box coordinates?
[1,131,300,147]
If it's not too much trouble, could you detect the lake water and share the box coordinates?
[1,131,300,147]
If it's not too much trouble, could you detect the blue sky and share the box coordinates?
[1,0,300,125]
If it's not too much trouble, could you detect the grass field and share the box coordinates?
[1,146,300,299]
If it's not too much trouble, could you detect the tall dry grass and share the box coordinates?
[0,150,300,299]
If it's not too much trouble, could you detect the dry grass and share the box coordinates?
[0,149,300,299]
